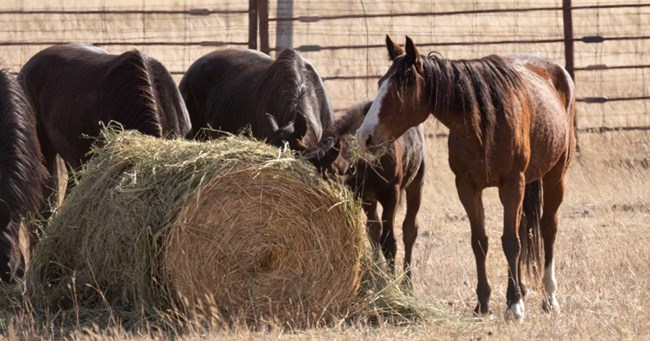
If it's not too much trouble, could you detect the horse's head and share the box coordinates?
[257,49,334,152]
[356,35,430,150]
[302,135,353,181]
[263,112,311,151]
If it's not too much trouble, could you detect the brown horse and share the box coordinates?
[356,36,576,321]
[179,48,334,151]
[19,44,191,203]
[0,69,48,282]
[307,100,426,283]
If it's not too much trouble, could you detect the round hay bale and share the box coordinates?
[27,130,365,326]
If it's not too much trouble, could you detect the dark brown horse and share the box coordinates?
[19,44,191,202]
[0,69,48,282]
[307,100,426,283]
[179,48,334,151]
[356,36,576,321]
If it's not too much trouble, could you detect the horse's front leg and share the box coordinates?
[402,164,425,286]
[498,172,526,322]
[363,200,382,265]
[379,186,400,274]
[455,177,490,315]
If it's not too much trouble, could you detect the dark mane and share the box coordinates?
[0,68,47,217]
[254,49,305,128]
[253,48,332,146]
[423,54,524,145]
[143,55,192,138]
[331,100,372,137]
[105,50,162,137]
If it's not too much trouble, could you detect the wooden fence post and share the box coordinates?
[562,0,575,80]
[258,0,270,55]
[248,0,258,50]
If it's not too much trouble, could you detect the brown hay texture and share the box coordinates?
[26,129,366,327]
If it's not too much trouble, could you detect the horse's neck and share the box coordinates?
[426,59,481,138]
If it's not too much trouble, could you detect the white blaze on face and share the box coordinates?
[355,76,392,150]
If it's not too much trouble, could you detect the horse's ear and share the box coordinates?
[264,113,280,133]
[0,200,11,231]
[386,35,404,61]
[405,35,420,66]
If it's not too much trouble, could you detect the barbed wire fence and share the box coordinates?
[1,0,648,134]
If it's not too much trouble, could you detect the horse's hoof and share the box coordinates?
[473,304,492,316]
[541,297,560,313]
[401,278,414,292]
[504,300,525,323]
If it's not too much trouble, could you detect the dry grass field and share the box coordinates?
[1,0,649,339]
[1,124,647,340]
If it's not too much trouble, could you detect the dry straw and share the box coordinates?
[26,128,364,325]
[24,128,432,330]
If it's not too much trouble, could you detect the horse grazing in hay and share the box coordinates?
[356,36,576,321]
[0,69,48,282]
[179,48,334,151]
[307,100,426,283]
[19,44,191,201]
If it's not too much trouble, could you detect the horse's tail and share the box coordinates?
[520,179,543,281]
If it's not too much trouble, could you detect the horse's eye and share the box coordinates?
[404,68,414,85]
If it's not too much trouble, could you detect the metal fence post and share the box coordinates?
[562,0,579,149]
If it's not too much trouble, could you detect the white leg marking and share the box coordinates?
[541,260,560,312]
[504,299,526,322]
[355,78,391,149]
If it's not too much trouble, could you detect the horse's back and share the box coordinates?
[180,49,273,137]
[20,44,186,166]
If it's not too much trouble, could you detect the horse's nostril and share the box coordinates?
[365,134,372,147]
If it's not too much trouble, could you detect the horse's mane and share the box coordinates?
[254,49,323,145]
[331,100,372,137]
[142,55,192,138]
[0,69,47,217]
[105,50,163,137]
[423,54,524,146]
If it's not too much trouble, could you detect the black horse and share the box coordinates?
[308,100,427,282]
[179,48,334,151]
[19,44,192,202]
[0,69,48,282]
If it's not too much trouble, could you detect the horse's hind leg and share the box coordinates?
[540,162,568,313]
[455,177,490,315]
[498,172,527,322]
[379,186,400,274]
[402,163,425,285]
